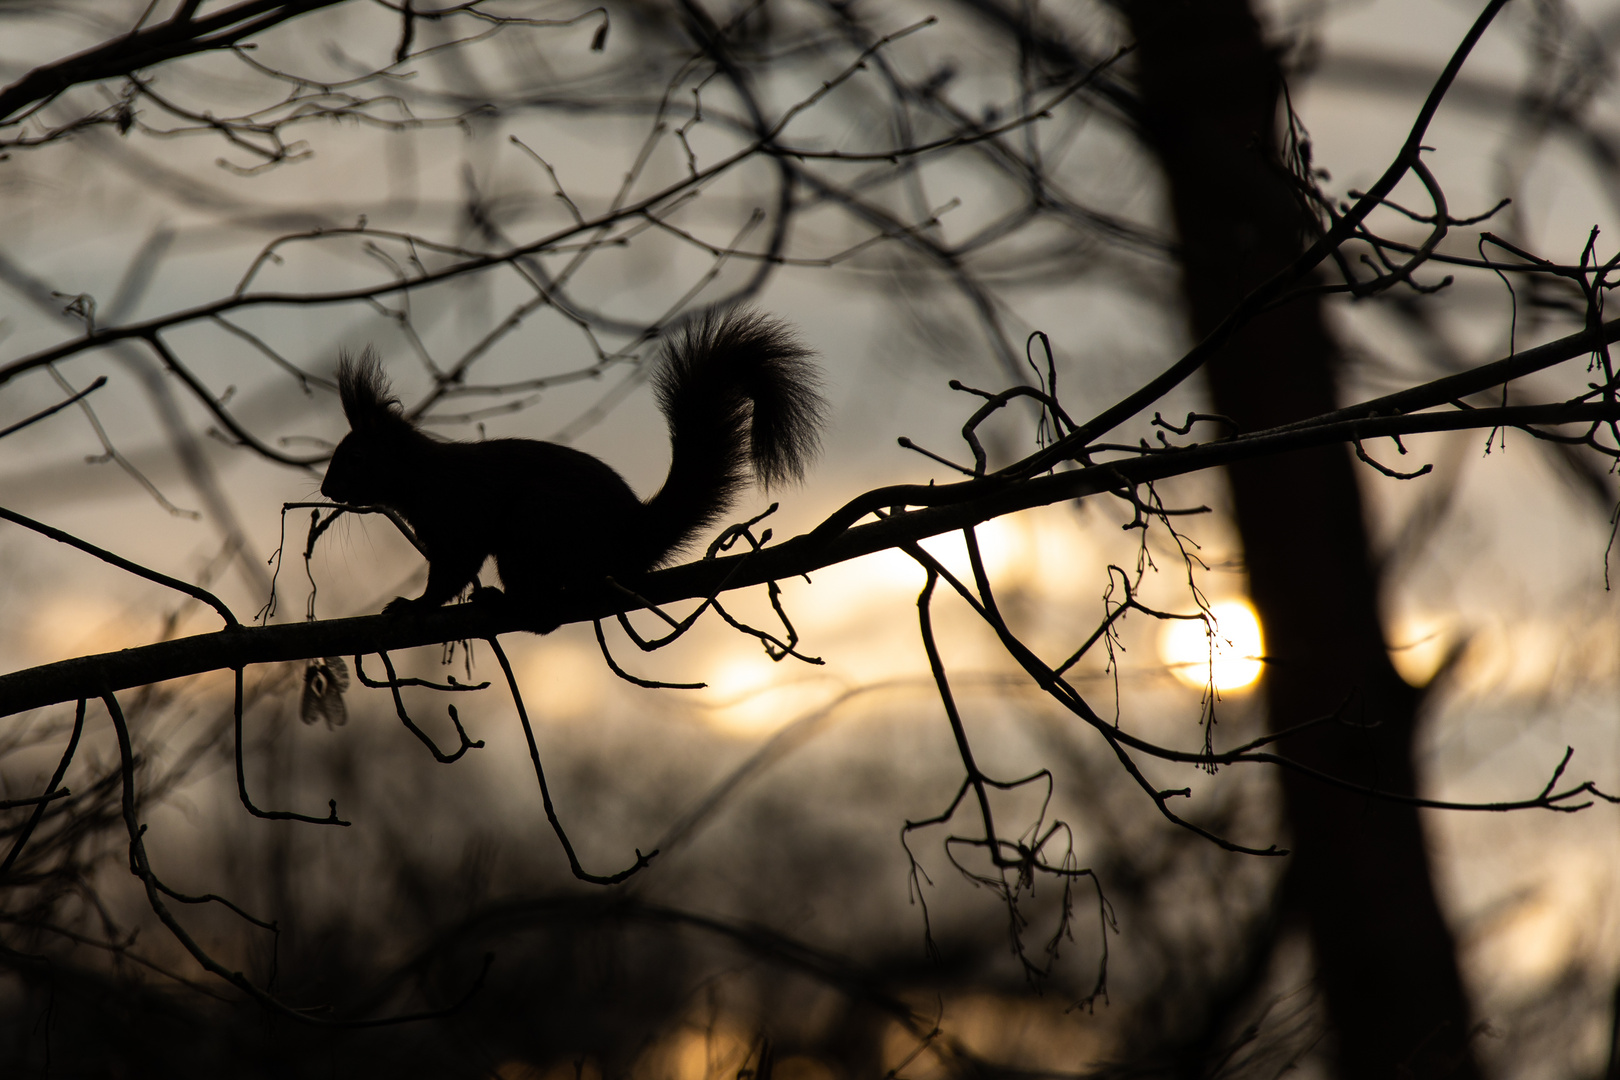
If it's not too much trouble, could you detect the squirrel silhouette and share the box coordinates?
[320,308,824,622]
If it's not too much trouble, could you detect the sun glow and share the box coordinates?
[701,652,830,734]
[1387,612,1454,687]
[1158,600,1265,692]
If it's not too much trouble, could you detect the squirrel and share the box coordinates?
[320,308,825,621]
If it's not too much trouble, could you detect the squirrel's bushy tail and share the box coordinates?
[643,308,824,566]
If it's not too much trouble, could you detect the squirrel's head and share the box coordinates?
[321,348,414,506]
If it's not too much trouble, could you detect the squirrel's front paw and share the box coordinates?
[383,595,422,616]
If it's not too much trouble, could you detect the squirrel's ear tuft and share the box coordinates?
[336,347,401,429]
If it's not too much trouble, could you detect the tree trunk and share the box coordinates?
[1119,2,1481,1075]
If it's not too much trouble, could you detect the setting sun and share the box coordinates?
[1158,600,1265,692]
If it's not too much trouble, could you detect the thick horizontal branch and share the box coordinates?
[2,397,1611,718]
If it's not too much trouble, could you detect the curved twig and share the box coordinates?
[486,635,656,885]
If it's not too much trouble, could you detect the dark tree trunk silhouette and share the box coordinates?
[1120,1,1481,1075]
